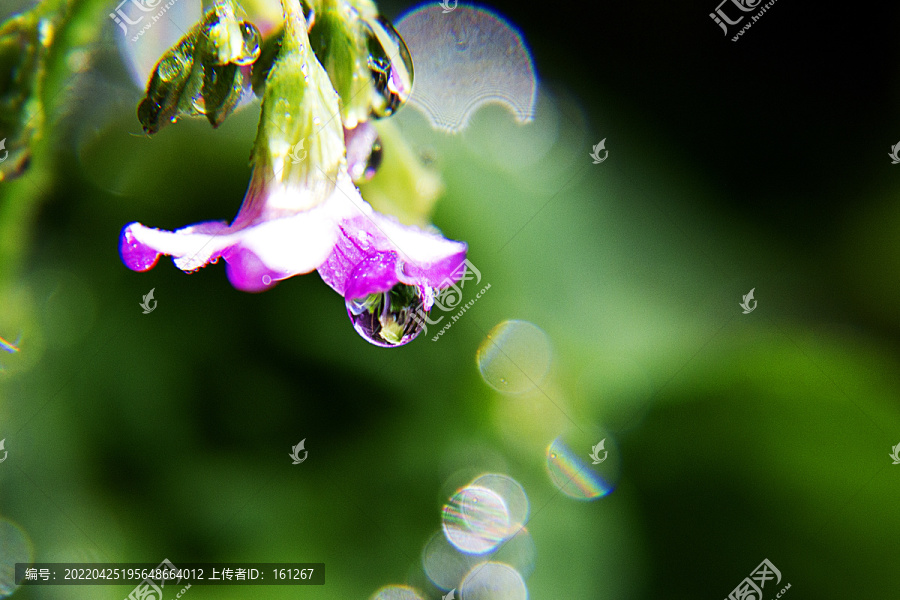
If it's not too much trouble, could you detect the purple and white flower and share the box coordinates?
[120,167,467,298]
[119,0,467,346]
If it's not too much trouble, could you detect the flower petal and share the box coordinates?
[222,246,286,292]
[120,221,234,273]
[318,208,467,298]
[119,173,369,291]
[343,251,401,300]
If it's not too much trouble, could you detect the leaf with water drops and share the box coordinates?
[137,0,262,134]
[306,0,370,127]
[137,34,196,134]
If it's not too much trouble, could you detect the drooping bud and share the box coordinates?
[137,0,261,134]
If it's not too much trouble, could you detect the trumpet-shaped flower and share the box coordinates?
[120,167,466,297]
[120,0,466,346]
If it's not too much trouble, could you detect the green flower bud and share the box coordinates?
[137,0,261,134]
[247,0,345,207]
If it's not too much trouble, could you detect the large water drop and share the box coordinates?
[346,283,427,347]
[233,21,262,66]
[363,16,414,118]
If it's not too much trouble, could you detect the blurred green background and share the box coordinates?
[2,0,900,598]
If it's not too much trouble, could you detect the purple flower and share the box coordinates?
[120,167,466,297]
[120,0,467,346]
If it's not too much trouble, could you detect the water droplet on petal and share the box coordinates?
[350,136,382,181]
[191,94,207,114]
[359,137,383,180]
[346,283,427,347]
